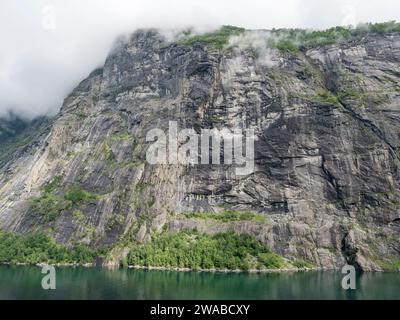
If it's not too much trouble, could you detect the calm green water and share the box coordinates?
[0,265,399,299]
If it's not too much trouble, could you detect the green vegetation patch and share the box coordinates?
[268,26,353,52]
[127,231,287,270]
[339,87,364,101]
[64,185,100,203]
[338,87,394,106]
[43,175,63,194]
[179,25,246,49]
[301,26,352,46]
[102,141,115,162]
[375,258,400,271]
[31,193,72,223]
[177,21,400,54]
[31,178,101,223]
[357,21,400,34]
[105,213,126,232]
[72,210,85,222]
[315,90,339,105]
[109,130,134,143]
[269,21,400,52]
[268,38,299,53]
[0,231,106,265]
[183,210,265,222]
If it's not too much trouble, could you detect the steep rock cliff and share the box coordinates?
[1,27,400,271]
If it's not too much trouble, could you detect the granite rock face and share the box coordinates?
[1,29,400,270]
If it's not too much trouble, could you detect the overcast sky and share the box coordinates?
[0,0,399,119]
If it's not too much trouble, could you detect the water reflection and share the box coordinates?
[0,266,398,300]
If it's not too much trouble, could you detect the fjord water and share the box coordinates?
[0,265,399,300]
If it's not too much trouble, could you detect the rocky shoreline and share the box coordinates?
[126,264,323,273]
[0,261,322,272]
[2,261,399,272]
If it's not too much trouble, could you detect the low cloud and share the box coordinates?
[228,31,279,67]
[1,0,399,119]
